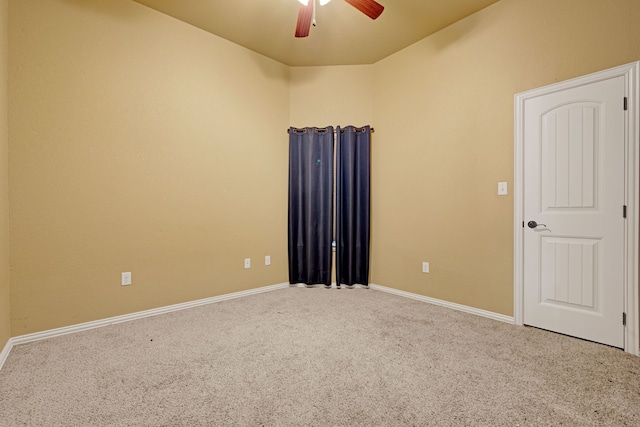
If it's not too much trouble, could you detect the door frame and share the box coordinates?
[514,61,640,356]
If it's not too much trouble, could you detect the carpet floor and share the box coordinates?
[0,286,639,426]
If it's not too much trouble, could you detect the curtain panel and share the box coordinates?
[288,127,334,286]
[336,126,371,286]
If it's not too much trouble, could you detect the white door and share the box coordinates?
[522,75,625,348]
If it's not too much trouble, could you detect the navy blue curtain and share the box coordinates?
[336,126,371,286]
[288,127,334,286]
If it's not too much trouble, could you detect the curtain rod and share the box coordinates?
[287,127,375,134]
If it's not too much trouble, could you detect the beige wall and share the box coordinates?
[371,0,640,315]
[9,0,290,335]
[0,0,9,348]
[6,0,640,337]
[289,65,374,127]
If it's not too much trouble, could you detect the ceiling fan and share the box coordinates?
[295,0,385,38]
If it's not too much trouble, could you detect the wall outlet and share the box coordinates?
[121,272,132,286]
[244,258,251,269]
[265,255,271,266]
[422,262,430,273]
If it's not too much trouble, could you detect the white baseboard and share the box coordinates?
[369,283,515,324]
[0,282,290,370]
[0,337,11,371]
[1,281,514,371]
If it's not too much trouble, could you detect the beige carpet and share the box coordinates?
[0,287,639,426]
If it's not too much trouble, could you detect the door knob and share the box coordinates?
[527,221,546,229]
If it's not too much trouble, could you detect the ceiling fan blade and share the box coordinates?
[295,2,314,38]
[344,0,384,20]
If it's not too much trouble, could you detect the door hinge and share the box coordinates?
[624,97,628,111]
[623,205,627,218]
[623,312,627,326]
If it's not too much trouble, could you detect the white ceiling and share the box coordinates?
[131,0,501,67]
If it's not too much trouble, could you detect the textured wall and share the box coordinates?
[371,0,640,315]
[9,0,290,335]
[7,0,640,338]
[0,0,9,349]
[289,65,374,127]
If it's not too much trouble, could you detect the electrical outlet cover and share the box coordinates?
[422,262,429,273]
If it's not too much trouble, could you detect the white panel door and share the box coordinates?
[523,76,625,348]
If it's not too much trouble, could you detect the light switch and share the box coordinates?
[498,182,508,195]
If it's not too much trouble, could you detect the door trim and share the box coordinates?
[514,62,640,356]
